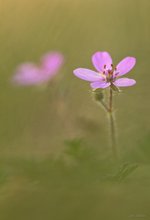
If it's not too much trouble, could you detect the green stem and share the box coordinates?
[108,87,118,160]
[93,88,118,160]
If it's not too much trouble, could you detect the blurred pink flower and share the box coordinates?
[73,51,136,89]
[12,52,64,86]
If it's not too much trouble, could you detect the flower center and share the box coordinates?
[103,64,119,83]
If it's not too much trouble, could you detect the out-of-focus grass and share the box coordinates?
[0,0,150,219]
[0,140,150,220]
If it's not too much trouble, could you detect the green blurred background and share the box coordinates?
[0,0,150,219]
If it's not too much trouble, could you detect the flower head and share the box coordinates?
[12,52,64,86]
[73,51,136,90]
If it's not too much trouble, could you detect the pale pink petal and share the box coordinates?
[90,81,110,89]
[113,78,136,87]
[12,52,64,86]
[12,63,43,86]
[92,51,112,72]
[41,52,64,78]
[116,57,136,76]
[73,68,105,82]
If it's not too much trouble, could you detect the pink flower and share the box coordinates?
[12,52,64,86]
[73,51,136,89]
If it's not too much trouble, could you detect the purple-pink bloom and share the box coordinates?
[73,51,136,89]
[12,52,64,86]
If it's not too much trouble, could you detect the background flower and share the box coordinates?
[12,52,64,86]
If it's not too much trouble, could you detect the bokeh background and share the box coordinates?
[0,0,150,219]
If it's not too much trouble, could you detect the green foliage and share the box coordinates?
[64,138,138,182]
[111,163,138,182]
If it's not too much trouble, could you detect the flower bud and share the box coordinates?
[93,89,104,102]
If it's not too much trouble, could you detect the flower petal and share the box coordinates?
[41,52,64,77]
[73,68,105,82]
[116,57,136,76]
[90,81,110,89]
[92,51,112,72]
[113,78,136,87]
[12,63,43,86]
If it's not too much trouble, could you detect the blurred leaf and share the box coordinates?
[64,138,84,158]
[112,163,138,182]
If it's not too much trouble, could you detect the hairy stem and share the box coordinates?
[108,87,118,160]
[93,88,118,160]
